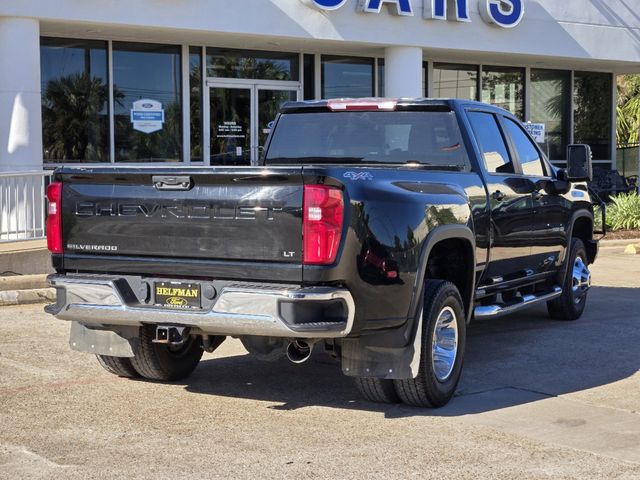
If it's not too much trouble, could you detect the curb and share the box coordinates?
[0,274,48,292]
[599,238,640,248]
[0,288,56,306]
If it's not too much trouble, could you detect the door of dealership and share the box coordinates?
[207,79,300,165]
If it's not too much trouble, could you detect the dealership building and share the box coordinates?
[0,0,639,239]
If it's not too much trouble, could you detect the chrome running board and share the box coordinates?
[474,286,562,320]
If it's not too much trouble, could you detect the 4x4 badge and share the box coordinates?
[344,171,374,181]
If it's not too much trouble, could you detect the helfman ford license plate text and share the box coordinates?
[154,282,201,310]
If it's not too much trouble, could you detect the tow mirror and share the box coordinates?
[566,144,593,182]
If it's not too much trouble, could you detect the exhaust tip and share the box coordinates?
[286,340,313,364]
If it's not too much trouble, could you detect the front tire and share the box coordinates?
[394,280,466,408]
[547,238,591,321]
[130,325,204,381]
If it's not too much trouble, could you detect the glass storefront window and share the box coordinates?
[207,48,299,81]
[113,42,182,163]
[40,38,109,163]
[482,66,525,119]
[322,56,374,99]
[190,47,203,162]
[574,72,612,160]
[530,69,571,161]
[433,63,478,100]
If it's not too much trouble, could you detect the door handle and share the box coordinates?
[153,176,193,191]
[492,190,505,202]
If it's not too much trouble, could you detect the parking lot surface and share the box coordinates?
[1,247,639,479]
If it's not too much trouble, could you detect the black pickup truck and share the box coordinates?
[45,98,599,408]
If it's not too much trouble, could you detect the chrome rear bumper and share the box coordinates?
[46,275,355,339]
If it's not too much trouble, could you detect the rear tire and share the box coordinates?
[394,280,466,408]
[130,325,203,381]
[96,355,140,378]
[354,377,399,404]
[547,238,590,321]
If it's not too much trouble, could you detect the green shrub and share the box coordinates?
[606,192,640,230]
[594,205,604,231]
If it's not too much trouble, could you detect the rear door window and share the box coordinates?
[467,111,514,174]
[265,110,471,170]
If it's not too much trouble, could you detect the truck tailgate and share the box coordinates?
[59,168,303,270]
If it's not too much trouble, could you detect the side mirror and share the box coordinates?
[546,168,570,195]
[566,144,593,182]
[556,169,569,182]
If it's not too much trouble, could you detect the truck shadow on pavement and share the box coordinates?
[183,286,639,418]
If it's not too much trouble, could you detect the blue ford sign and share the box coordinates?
[306,0,524,28]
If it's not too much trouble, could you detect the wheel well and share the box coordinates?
[572,216,596,264]
[572,216,593,243]
[425,238,474,318]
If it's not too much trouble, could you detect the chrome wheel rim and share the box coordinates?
[572,256,591,304]
[431,306,459,382]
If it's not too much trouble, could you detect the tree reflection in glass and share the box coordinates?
[574,72,612,161]
[40,38,110,163]
[482,66,525,120]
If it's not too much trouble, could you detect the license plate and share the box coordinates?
[154,282,201,310]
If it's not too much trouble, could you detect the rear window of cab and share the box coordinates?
[265,110,471,171]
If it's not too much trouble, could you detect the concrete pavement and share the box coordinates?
[0,248,638,479]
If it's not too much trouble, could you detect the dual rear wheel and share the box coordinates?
[96,325,206,381]
[355,280,466,408]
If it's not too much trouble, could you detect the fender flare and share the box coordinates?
[565,210,594,250]
[407,224,476,325]
[558,210,596,282]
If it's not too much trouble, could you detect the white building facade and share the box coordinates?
[0,0,640,238]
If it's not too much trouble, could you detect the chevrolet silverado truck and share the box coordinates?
[45,98,599,408]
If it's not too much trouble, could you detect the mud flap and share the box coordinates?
[341,308,423,380]
[69,322,140,358]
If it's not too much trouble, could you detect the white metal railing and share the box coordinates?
[0,170,53,243]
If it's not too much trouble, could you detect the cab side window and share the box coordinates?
[503,118,546,177]
[467,111,514,174]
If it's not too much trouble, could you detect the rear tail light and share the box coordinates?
[303,185,344,265]
[46,182,63,254]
